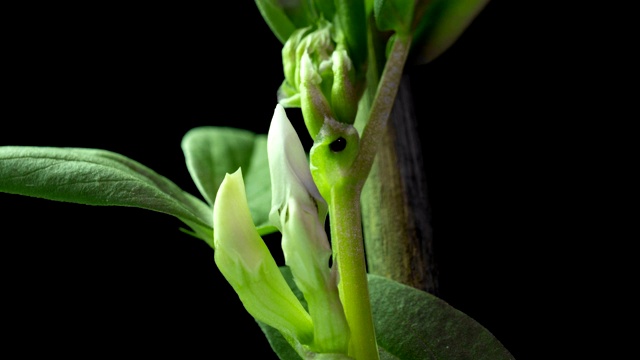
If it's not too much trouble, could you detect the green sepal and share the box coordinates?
[330,48,358,125]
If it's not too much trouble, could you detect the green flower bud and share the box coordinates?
[279,20,333,110]
[281,26,312,97]
[300,51,335,139]
[213,169,313,344]
[268,104,327,223]
[268,104,350,354]
[278,18,363,140]
[330,48,358,125]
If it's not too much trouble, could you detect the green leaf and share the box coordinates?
[368,274,515,360]
[254,0,297,44]
[255,0,318,44]
[259,267,514,359]
[181,126,275,234]
[0,146,212,240]
[373,0,415,35]
[411,0,490,65]
[257,320,303,360]
[334,0,368,72]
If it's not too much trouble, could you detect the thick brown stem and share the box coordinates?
[361,73,438,294]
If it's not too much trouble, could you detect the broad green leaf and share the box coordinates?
[411,0,490,65]
[0,146,212,241]
[181,127,254,206]
[259,267,514,359]
[181,126,275,234]
[368,274,515,360]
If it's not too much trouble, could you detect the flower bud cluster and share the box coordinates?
[278,19,360,139]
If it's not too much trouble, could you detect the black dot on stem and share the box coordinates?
[329,137,347,152]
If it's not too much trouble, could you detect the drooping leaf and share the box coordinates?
[368,273,515,360]
[259,267,514,359]
[0,146,212,241]
[411,0,490,65]
[181,126,275,234]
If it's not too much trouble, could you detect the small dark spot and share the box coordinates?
[329,137,347,152]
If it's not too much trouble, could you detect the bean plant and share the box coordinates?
[1,1,514,359]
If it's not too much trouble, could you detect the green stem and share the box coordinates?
[329,34,412,360]
[330,182,377,360]
[353,34,412,181]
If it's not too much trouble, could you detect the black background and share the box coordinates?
[1,1,568,359]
